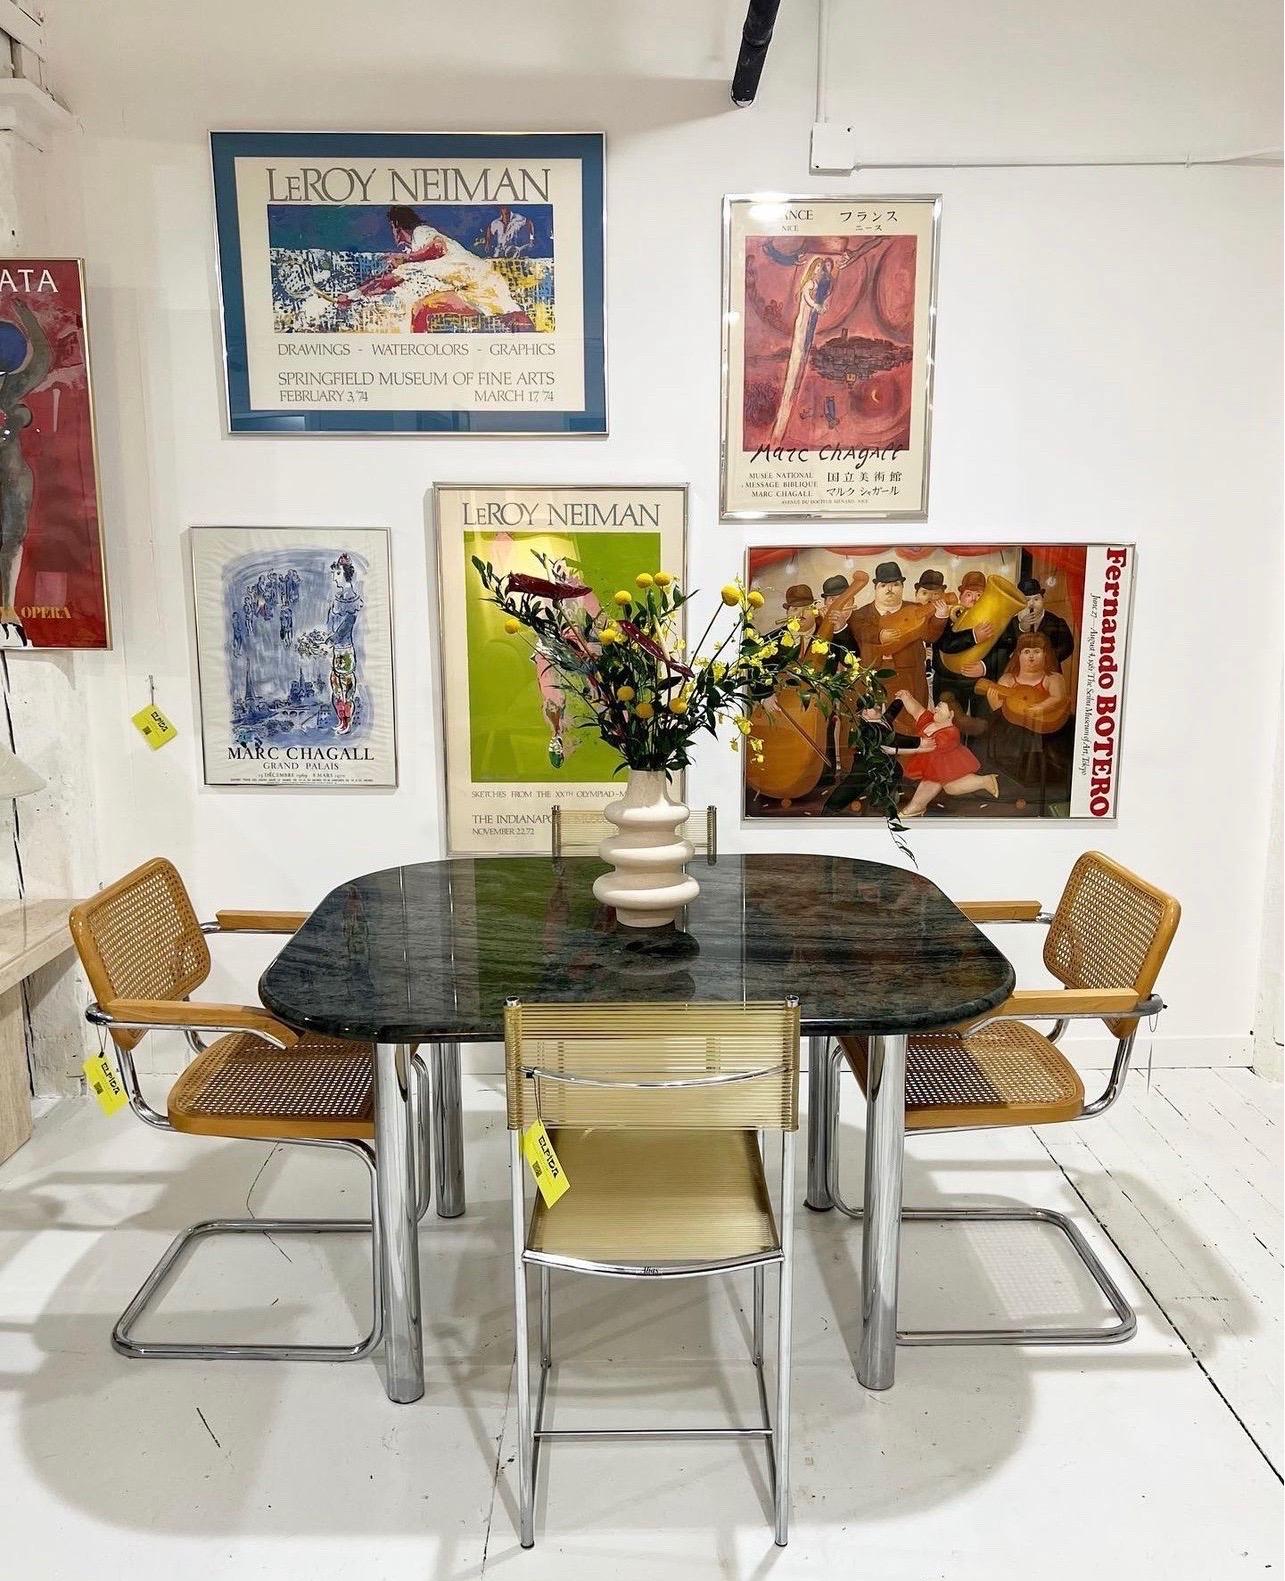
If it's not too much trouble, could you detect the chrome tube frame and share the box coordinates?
[804,1033,834,1211]
[430,1042,466,1219]
[858,1033,907,1390]
[822,1019,1150,1359]
[113,1137,383,1362]
[507,1123,796,1547]
[375,1041,424,1404]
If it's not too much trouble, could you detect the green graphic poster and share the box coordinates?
[436,485,687,853]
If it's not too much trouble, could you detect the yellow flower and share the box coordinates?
[787,617,801,634]
[779,632,796,649]
[736,717,752,735]
[635,700,655,720]
[503,617,520,634]
[654,570,673,587]
[747,589,765,609]
[616,685,635,701]
[711,661,727,680]
[812,639,830,655]
[635,572,654,588]
[750,737,763,751]
[729,738,739,753]
[600,625,619,645]
[613,590,632,607]
[669,696,689,715]
[720,584,742,607]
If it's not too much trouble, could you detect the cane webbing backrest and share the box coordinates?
[1044,852,1180,1038]
[69,858,211,1050]
[504,1000,799,1132]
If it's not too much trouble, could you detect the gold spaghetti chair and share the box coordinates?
[550,802,718,861]
[828,851,1180,1345]
[68,857,429,1364]
[504,998,800,1548]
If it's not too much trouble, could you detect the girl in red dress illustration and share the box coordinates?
[882,688,999,817]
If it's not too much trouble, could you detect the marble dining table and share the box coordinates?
[259,853,1015,1403]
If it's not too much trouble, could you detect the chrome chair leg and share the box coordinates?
[774,1129,795,1546]
[539,1265,552,1369]
[113,1137,383,1362]
[825,1045,1137,1346]
[511,1133,535,1550]
[752,1264,764,1366]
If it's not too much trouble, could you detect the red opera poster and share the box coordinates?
[0,260,109,649]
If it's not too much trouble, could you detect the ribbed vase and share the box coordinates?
[591,768,700,928]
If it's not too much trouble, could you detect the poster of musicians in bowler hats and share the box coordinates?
[743,543,1134,822]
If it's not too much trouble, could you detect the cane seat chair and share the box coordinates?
[550,802,718,861]
[829,852,1180,1345]
[504,999,800,1548]
[68,857,429,1364]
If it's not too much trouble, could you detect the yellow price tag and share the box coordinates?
[131,704,177,751]
[83,1053,127,1116]
[522,1119,570,1208]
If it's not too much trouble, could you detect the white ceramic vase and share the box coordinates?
[592,768,700,928]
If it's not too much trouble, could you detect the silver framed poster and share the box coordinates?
[434,483,687,854]
[741,542,1133,823]
[211,131,606,435]
[191,526,397,787]
[721,193,940,521]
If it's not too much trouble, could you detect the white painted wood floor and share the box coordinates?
[0,1066,1279,1580]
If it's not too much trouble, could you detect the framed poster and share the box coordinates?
[191,526,396,787]
[0,259,108,649]
[435,484,687,854]
[721,195,940,521]
[742,543,1133,822]
[211,131,606,435]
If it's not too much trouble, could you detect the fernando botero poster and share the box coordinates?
[191,526,397,787]
[435,483,687,855]
[211,131,606,435]
[743,543,1133,823]
[0,259,108,649]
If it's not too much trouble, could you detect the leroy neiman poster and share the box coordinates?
[212,132,606,435]
[435,484,686,854]
[0,259,108,649]
[191,527,397,787]
[743,544,1132,822]
[721,195,939,521]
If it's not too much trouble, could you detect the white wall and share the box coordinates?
[28,0,1283,1073]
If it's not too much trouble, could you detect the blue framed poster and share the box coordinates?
[210,132,606,435]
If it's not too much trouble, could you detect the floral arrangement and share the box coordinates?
[471,554,906,831]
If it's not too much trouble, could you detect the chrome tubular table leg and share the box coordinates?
[430,1041,466,1219]
[858,1032,907,1391]
[804,1034,834,1210]
[374,1041,424,1404]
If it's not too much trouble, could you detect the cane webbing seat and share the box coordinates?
[840,1022,1085,1130]
[168,1031,375,1141]
[527,1128,779,1265]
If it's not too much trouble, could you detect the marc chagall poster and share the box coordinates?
[721,195,939,521]
[211,132,605,435]
[0,259,108,649]
[435,484,686,854]
[191,526,396,787]
[743,543,1133,822]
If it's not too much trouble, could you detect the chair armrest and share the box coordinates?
[971,987,1142,1024]
[95,999,300,1048]
[956,901,1045,923]
[211,909,309,934]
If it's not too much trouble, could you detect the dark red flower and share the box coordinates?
[505,572,592,600]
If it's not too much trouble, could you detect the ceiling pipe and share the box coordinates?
[731,0,782,107]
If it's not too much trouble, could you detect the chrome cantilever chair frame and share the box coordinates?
[822,902,1164,1347]
[83,914,432,1365]
[506,999,798,1549]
